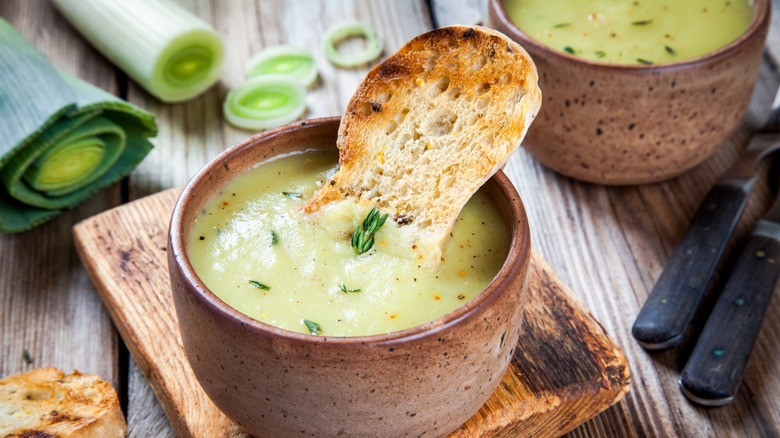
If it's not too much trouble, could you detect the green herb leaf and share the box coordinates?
[664,45,677,55]
[351,207,389,255]
[637,58,654,65]
[283,191,303,199]
[249,280,271,290]
[340,284,361,293]
[22,349,33,364]
[632,19,653,25]
[553,23,571,28]
[595,50,607,58]
[303,319,322,335]
[271,230,279,245]
[563,46,576,55]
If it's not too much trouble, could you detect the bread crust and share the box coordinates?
[304,25,541,266]
[0,367,126,438]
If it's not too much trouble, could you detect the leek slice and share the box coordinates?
[52,0,223,103]
[323,21,384,68]
[223,75,306,130]
[0,19,156,233]
[246,46,318,88]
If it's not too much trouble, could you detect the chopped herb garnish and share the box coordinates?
[303,319,322,335]
[22,349,32,364]
[632,19,653,25]
[282,191,302,199]
[563,46,576,55]
[637,58,654,65]
[340,284,361,293]
[249,280,271,290]
[351,208,389,255]
[271,230,279,245]
[595,50,607,58]
[664,45,677,55]
[553,23,570,28]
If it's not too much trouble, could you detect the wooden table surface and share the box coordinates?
[2,1,780,437]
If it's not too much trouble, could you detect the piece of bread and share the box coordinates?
[0,367,126,438]
[304,25,541,267]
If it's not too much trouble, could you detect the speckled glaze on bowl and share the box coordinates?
[167,117,531,438]
[489,0,770,185]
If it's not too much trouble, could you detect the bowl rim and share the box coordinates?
[488,0,771,72]
[169,116,531,348]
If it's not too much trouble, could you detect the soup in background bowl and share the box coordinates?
[489,0,770,185]
[167,116,531,438]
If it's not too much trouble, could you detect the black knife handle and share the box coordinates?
[632,179,754,350]
[680,224,780,406]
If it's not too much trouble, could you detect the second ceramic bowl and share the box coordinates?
[167,117,531,438]
[489,0,771,185]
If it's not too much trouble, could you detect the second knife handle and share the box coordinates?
[680,226,780,406]
[632,180,754,350]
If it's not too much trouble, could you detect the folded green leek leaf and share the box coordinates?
[0,19,157,233]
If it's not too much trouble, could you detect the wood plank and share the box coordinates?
[73,187,628,438]
[435,0,780,436]
[0,0,120,390]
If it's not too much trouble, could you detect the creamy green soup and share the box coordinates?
[505,0,753,64]
[187,149,510,337]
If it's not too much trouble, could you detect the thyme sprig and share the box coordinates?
[249,280,271,290]
[303,319,322,335]
[351,207,388,255]
[340,284,361,293]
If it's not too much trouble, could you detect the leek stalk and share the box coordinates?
[0,19,157,233]
[52,0,223,103]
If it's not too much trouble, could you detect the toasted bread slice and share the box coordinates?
[304,25,541,267]
[0,367,126,438]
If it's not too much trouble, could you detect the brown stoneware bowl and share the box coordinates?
[489,0,770,185]
[167,117,531,438]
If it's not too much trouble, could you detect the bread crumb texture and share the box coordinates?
[305,25,541,267]
[0,367,126,438]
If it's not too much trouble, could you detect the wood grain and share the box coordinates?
[72,187,628,438]
[0,0,120,389]
[435,1,780,437]
[4,0,780,436]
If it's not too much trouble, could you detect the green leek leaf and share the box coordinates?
[0,19,157,233]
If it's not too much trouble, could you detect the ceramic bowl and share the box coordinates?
[167,117,531,438]
[489,0,770,185]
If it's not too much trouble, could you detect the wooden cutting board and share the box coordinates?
[72,187,630,438]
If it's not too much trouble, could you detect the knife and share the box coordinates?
[632,89,780,350]
[679,161,780,406]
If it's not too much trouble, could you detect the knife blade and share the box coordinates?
[632,89,780,350]
[679,162,780,406]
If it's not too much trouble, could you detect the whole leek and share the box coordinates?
[52,0,223,103]
[0,19,157,233]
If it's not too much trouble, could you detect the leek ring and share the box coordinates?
[245,45,318,88]
[323,21,384,68]
[223,75,306,130]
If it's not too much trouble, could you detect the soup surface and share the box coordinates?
[187,149,510,336]
[505,0,752,64]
